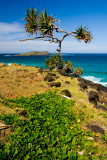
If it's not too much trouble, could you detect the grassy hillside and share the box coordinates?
[0,63,107,159]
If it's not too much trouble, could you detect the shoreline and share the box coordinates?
[1,62,107,89]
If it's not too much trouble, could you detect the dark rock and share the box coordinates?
[79,83,87,90]
[65,81,70,85]
[19,110,27,117]
[77,78,107,93]
[47,72,56,76]
[88,91,99,105]
[61,89,71,98]
[49,82,61,87]
[44,75,55,82]
[87,125,105,134]
[94,105,107,112]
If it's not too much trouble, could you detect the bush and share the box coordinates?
[45,53,64,70]
[74,67,83,77]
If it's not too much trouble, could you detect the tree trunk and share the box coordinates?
[57,41,62,69]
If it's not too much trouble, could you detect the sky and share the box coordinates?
[0,0,107,53]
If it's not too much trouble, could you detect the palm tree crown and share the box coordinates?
[74,25,92,43]
[24,8,39,35]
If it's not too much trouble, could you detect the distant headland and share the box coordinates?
[14,51,50,56]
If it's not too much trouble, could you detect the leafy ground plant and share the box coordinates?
[0,91,106,159]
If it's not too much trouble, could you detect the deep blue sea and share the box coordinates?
[0,53,107,87]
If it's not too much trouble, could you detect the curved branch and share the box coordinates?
[19,36,44,41]
[61,32,75,42]
[53,19,68,34]
[19,35,59,44]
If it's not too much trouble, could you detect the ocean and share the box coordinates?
[0,53,107,87]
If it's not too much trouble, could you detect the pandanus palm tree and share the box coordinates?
[20,8,93,69]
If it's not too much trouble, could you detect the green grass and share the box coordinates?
[0,91,106,159]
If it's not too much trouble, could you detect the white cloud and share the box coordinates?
[0,22,23,34]
[0,22,107,53]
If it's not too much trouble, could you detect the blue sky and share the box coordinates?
[0,0,107,53]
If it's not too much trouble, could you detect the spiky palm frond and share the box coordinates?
[74,26,93,43]
[39,9,54,36]
[24,8,39,35]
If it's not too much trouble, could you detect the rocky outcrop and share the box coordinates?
[44,75,55,82]
[65,81,70,85]
[79,83,87,90]
[47,72,56,76]
[61,89,71,98]
[88,91,99,105]
[49,82,61,87]
[87,125,105,134]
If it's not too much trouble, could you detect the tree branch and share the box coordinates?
[61,32,75,42]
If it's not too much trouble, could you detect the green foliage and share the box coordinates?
[65,61,74,70]
[0,91,103,159]
[39,9,53,35]
[74,67,83,77]
[74,25,93,43]
[0,114,19,125]
[24,8,39,35]
[24,8,53,36]
[45,53,64,70]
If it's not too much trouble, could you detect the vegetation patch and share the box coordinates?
[0,91,105,159]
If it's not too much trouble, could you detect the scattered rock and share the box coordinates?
[65,81,70,85]
[61,89,71,98]
[44,75,55,82]
[87,125,105,134]
[49,82,61,87]
[79,83,87,90]
[19,110,27,117]
[47,72,56,76]
[88,91,99,105]
[0,63,6,68]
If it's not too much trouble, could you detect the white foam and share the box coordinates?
[82,76,107,87]
[82,76,102,82]
[7,63,12,65]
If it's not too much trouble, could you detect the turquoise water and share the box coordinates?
[0,53,107,87]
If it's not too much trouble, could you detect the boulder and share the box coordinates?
[61,89,71,98]
[47,72,56,76]
[79,83,87,90]
[87,125,105,134]
[44,75,55,82]
[65,81,70,85]
[49,82,61,87]
[88,91,99,105]
[19,110,27,117]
